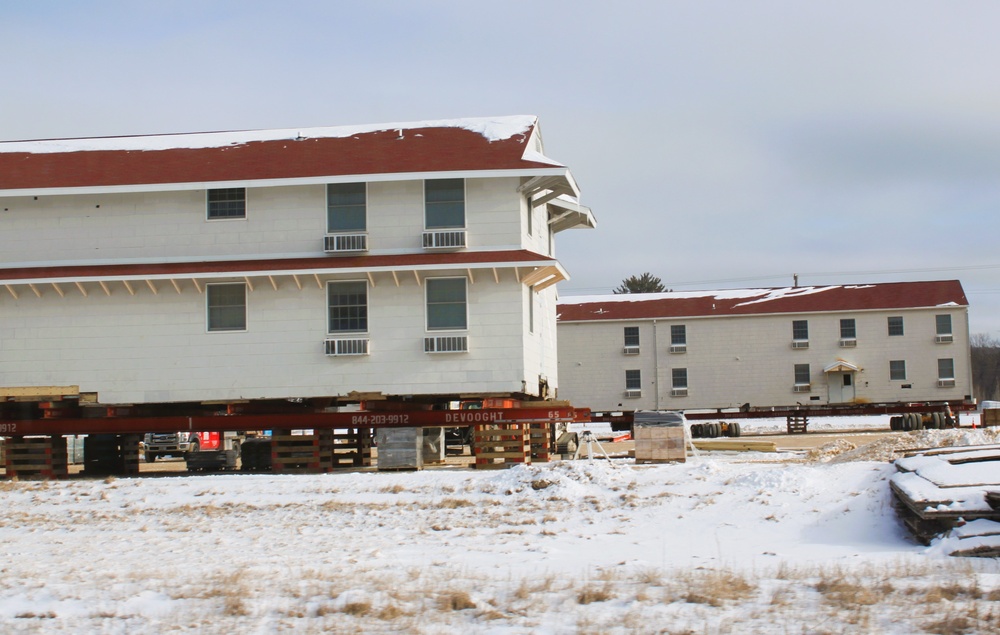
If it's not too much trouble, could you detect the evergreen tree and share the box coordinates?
[613,272,666,294]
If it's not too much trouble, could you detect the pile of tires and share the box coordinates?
[890,413,954,432]
[690,422,742,438]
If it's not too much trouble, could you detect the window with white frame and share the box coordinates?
[426,278,467,330]
[794,363,810,386]
[672,368,688,389]
[888,316,904,336]
[327,183,366,232]
[890,360,907,381]
[207,188,246,219]
[625,369,641,391]
[840,318,856,340]
[624,327,639,348]
[792,320,809,341]
[671,324,687,346]
[327,281,368,333]
[206,283,247,331]
[936,314,952,336]
[425,178,465,229]
[938,358,955,380]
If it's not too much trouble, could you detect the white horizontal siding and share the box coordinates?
[0,177,531,266]
[557,308,971,412]
[0,272,534,404]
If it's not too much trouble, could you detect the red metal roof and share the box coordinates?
[0,250,557,282]
[0,117,556,191]
[557,280,968,322]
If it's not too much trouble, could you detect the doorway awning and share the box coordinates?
[824,359,862,373]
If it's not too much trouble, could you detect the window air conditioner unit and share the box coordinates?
[935,335,954,344]
[424,335,469,353]
[324,233,368,253]
[669,344,687,353]
[422,230,466,250]
[624,389,642,398]
[671,388,688,397]
[791,341,809,349]
[324,338,370,356]
[938,379,956,388]
[623,345,640,355]
[839,339,857,348]
[793,384,811,393]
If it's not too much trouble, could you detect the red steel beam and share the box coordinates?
[0,407,579,437]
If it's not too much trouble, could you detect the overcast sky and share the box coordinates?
[3,1,1000,334]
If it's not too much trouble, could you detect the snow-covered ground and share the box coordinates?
[3,427,1000,634]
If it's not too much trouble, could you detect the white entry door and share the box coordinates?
[828,372,856,403]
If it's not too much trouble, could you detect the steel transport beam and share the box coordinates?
[0,407,579,437]
[589,399,973,429]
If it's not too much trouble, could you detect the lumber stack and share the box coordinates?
[4,435,68,480]
[270,430,324,474]
[786,414,808,434]
[528,423,552,463]
[330,428,373,469]
[691,439,777,453]
[472,424,531,470]
[634,426,685,464]
[890,443,1000,550]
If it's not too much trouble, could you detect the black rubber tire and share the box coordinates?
[914,414,924,431]
[690,424,700,438]
[712,423,722,438]
[889,416,900,431]
[932,413,943,429]
[145,451,155,463]
[733,422,742,437]
[902,414,912,432]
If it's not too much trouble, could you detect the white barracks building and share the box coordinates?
[0,116,595,406]
[557,281,972,412]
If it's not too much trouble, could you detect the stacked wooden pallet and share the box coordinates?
[4,436,68,480]
[472,424,531,470]
[83,434,140,476]
[528,423,552,463]
[786,414,808,434]
[890,444,1000,552]
[239,437,272,471]
[270,430,324,474]
[330,428,373,469]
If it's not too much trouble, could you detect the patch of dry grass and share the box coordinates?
[679,569,757,607]
[437,590,476,611]
[438,497,475,508]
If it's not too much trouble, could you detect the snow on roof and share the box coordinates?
[557,280,968,322]
[0,115,538,154]
[0,116,568,193]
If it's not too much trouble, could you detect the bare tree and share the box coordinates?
[613,272,666,294]
[970,333,1000,402]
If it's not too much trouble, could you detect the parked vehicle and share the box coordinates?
[143,431,198,462]
[143,431,246,470]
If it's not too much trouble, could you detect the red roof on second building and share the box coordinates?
[557,280,968,322]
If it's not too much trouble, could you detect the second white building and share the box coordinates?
[556,281,971,412]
